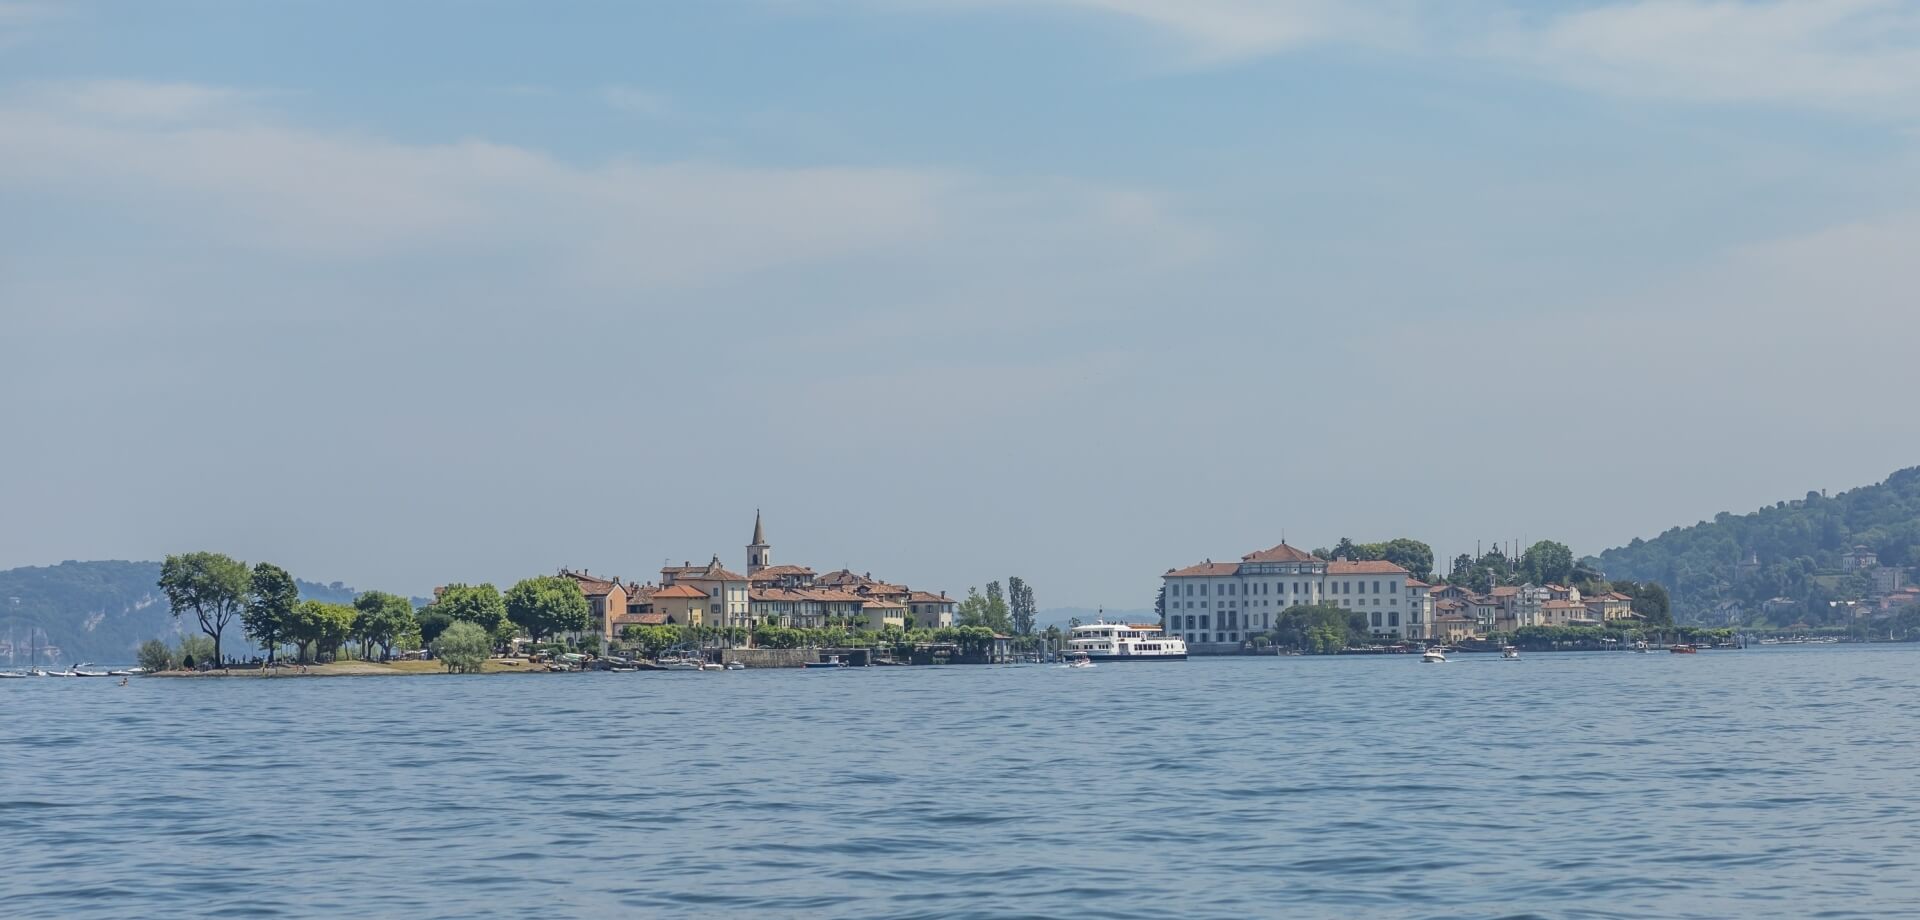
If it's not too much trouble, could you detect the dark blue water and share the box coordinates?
[3,646,1918,918]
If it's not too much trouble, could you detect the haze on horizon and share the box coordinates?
[4,0,1918,608]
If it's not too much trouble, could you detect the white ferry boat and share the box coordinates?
[1064,621,1187,662]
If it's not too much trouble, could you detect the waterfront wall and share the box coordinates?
[720,648,815,669]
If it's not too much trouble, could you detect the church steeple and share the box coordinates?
[747,509,770,575]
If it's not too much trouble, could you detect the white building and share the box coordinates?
[1161,542,1419,648]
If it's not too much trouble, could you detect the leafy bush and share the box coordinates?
[430,620,491,674]
[137,639,172,672]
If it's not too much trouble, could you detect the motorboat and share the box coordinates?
[698,661,725,672]
[1634,641,1650,653]
[658,657,705,671]
[1421,647,1447,663]
[724,661,746,671]
[68,664,110,677]
[0,671,24,679]
[1669,644,1698,654]
[805,656,848,669]
[1060,652,1095,669]
[1500,646,1519,660]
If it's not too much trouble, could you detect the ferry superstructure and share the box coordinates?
[1064,621,1187,662]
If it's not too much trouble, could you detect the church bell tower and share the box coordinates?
[747,509,771,575]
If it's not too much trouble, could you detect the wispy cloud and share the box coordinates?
[1499,0,1920,114]
[601,84,672,116]
[0,78,1210,306]
[865,0,1920,115]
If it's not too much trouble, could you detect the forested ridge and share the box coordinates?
[0,560,370,664]
[1592,466,1920,626]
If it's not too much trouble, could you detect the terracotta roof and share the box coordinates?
[748,564,817,583]
[857,583,909,597]
[862,600,908,610]
[1405,578,1430,588]
[816,569,876,587]
[1241,542,1319,563]
[1435,613,1473,623]
[652,584,709,599]
[1327,560,1410,575]
[1490,586,1519,597]
[1166,561,1241,578]
[907,591,955,605]
[626,583,658,601]
[559,569,622,597]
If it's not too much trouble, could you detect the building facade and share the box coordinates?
[1161,542,1419,648]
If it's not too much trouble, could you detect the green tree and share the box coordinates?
[426,583,508,634]
[1007,576,1037,635]
[176,634,215,670]
[1372,539,1434,580]
[290,600,357,662]
[137,639,172,672]
[417,607,455,645]
[957,587,990,628]
[1269,603,1366,654]
[505,576,592,642]
[244,562,299,663]
[431,620,491,673]
[621,624,683,658]
[983,581,1012,634]
[353,591,417,661]
[158,551,251,668]
[1521,540,1575,585]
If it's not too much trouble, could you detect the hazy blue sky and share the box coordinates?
[4,1,1919,608]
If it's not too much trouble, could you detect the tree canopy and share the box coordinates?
[505,576,591,641]
[426,583,507,634]
[159,551,251,667]
[353,591,417,660]
[243,561,299,662]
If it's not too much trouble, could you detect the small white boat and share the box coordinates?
[658,658,705,671]
[1501,646,1519,660]
[724,661,746,671]
[1421,647,1447,663]
[0,671,25,679]
[698,661,725,672]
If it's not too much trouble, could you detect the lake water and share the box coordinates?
[4,645,1919,919]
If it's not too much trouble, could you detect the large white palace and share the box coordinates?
[1162,542,1433,649]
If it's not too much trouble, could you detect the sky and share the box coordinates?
[3,0,1919,609]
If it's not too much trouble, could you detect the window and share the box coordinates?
[1389,611,1400,628]
[1199,615,1210,629]
[1373,581,1381,594]
[1185,615,1195,630]
[1371,611,1381,627]
[1200,584,1208,596]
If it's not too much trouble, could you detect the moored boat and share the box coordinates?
[1421,647,1447,663]
[1669,644,1698,654]
[1064,621,1186,662]
[805,656,848,669]
[1500,646,1519,660]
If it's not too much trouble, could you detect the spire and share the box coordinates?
[751,508,766,546]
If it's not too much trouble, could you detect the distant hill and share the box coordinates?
[1591,467,1920,626]
[0,560,379,665]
